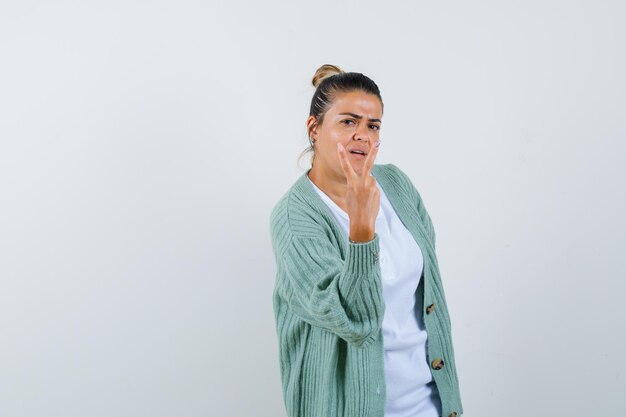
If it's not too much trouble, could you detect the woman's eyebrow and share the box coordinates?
[338,112,381,123]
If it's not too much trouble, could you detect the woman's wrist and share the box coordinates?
[349,232,376,244]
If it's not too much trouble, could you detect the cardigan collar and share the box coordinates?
[293,164,386,225]
[290,164,430,254]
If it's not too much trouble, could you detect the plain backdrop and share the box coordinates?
[1,1,624,416]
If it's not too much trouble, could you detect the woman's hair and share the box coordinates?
[297,64,384,169]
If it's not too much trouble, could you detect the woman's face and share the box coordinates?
[308,90,382,178]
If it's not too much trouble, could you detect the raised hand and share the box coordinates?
[336,141,381,242]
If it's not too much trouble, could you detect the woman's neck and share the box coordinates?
[307,166,348,208]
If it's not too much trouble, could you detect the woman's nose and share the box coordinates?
[354,124,371,141]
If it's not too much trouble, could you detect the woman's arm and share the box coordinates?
[273,229,384,349]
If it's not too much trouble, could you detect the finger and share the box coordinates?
[337,143,356,180]
[363,140,380,177]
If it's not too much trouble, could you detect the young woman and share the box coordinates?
[269,64,464,417]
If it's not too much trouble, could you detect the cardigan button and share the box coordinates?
[426,303,435,314]
[431,358,444,370]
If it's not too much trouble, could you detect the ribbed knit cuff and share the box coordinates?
[340,233,380,301]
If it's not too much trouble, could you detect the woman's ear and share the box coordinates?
[306,115,318,139]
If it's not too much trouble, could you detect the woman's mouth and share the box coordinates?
[349,150,366,159]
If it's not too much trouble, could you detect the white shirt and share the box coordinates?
[308,175,442,417]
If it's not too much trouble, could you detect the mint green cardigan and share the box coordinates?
[269,163,464,417]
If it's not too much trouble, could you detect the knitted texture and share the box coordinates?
[269,163,463,417]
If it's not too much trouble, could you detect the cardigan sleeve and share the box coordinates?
[387,163,437,249]
[275,231,384,349]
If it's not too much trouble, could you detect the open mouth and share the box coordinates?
[349,150,367,158]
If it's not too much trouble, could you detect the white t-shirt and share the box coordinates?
[308,175,442,417]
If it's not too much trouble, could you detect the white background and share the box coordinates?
[1,1,624,416]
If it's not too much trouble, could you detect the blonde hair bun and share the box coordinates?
[311,64,344,88]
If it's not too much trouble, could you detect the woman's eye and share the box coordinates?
[342,120,380,130]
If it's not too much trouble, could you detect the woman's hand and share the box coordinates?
[337,141,380,242]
